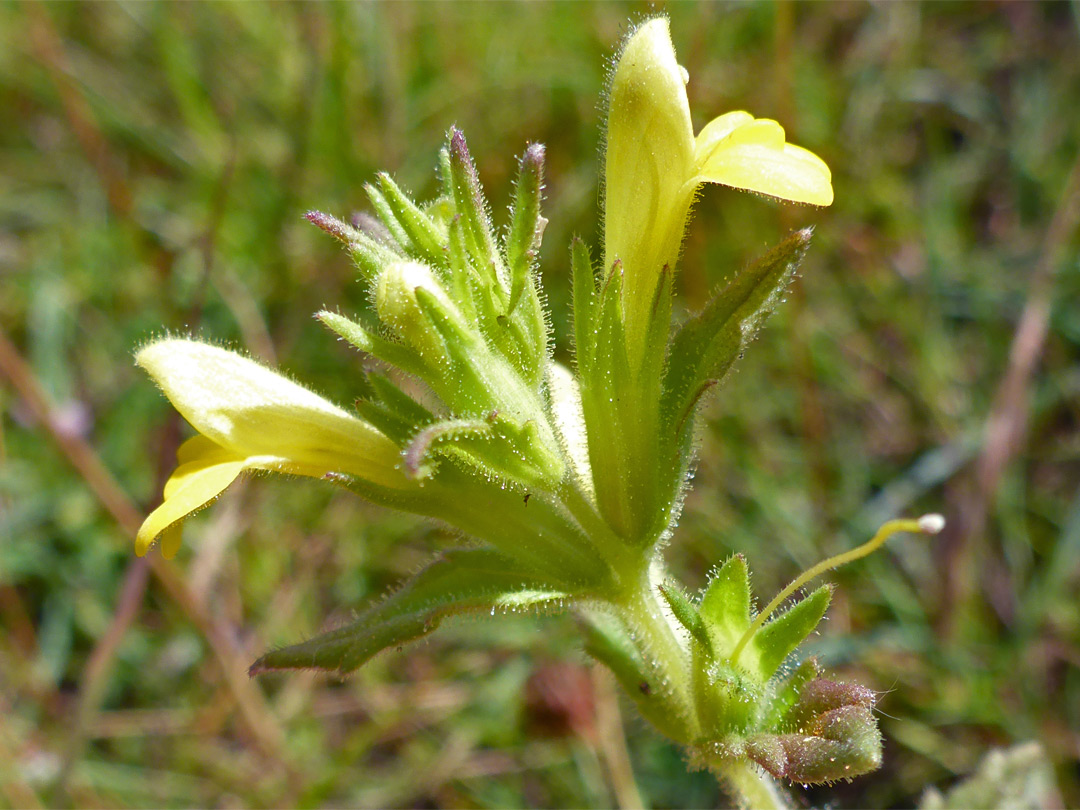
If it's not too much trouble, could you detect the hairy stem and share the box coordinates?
[615,566,700,742]
[716,760,792,810]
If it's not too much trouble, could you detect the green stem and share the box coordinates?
[715,760,792,810]
[614,566,700,742]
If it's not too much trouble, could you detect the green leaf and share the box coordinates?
[366,373,436,426]
[580,265,635,536]
[364,183,416,256]
[402,417,493,478]
[699,554,751,656]
[662,228,811,439]
[505,143,546,314]
[570,237,597,373]
[351,374,434,447]
[250,548,578,676]
[306,210,401,282]
[447,128,504,293]
[315,310,430,379]
[373,172,448,267]
[747,585,832,682]
[640,263,674,386]
[658,582,712,655]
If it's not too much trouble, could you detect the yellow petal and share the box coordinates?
[165,435,237,498]
[694,111,755,158]
[159,524,184,560]
[136,340,407,489]
[697,131,833,207]
[135,458,244,556]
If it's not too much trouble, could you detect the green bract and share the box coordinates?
[136,17,942,808]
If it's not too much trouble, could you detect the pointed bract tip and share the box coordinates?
[305,210,356,244]
[523,142,546,167]
[449,127,470,158]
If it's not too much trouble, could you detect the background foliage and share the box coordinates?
[2,3,1079,807]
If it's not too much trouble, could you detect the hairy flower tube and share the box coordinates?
[135,17,942,810]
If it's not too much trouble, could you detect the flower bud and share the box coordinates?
[745,678,883,785]
[376,261,462,363]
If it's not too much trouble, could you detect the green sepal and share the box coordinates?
[353,396,420,448]
[364,183,416,257]
[570,237,596,374]
[315,310,430,379]
[447,128,505,294]
[306,210,401,282]
[372,172,448,267]
[662,228,812,440]
[424,195,455,235]
[366,373,436,429]
[505,143,546,315]
[639,263,674,388]
[352,374,435,449]
[402,417,493,478]
[581,265,635,537]
[446,214,479,319]
[658,582,712,655]
[698,554,751,657]
[413,283,478,355]
[746,584,832,682]
[468,271,529,374]
[250,548,578,676]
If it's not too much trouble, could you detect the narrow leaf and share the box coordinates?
[403,418,492,478]
[662,228,811,436]
[658,582,712,655]
[251,548,577,676]
[315,310,429,379]
[366,373,436,428]
[447,128,504,291]
[352,374,433,447]
[747,584,832,682]
[698,554,751,655]
[306,210,400,282]
[505,143,546,314]
[364,183,415,254]
[570,237,596,374]
[374,172,448,267]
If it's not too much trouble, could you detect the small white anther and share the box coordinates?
[917,513,946,535]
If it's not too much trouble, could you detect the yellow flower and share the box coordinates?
[604,17,833,360]
[135,339,407,558]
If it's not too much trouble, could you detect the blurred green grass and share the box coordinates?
[1,2,1079,807]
